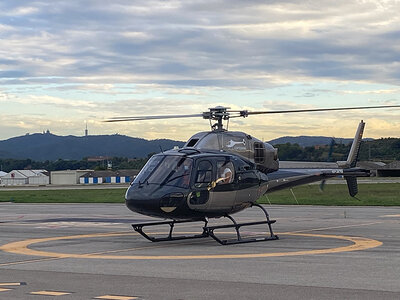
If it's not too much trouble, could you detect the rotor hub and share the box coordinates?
[202,106,249,131]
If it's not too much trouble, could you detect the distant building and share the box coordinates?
[86,156,111,162]
[357,161,386,176]
[79,169,139,184]
[1,170,49,185]
[50,170,93,185]
[375,161,400,177]
[0,171,7,185]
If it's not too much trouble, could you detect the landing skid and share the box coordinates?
[132,219,209,242]
[131,204,279,245]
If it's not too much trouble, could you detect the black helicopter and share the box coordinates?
[106,105,400,245]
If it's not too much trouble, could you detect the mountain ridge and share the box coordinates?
[0,132,374,161]
[0,133,185,161]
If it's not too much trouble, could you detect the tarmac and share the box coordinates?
[0,203,399,299]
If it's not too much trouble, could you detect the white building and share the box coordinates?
[0,171,7,185]
[50,170,93,185]
[1,170,49,185]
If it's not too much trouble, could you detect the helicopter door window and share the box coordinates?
[217,161,234,185]
[194,160,213,188]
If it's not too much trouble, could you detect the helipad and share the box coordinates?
[0,231,382,260]
[0,203,399,299]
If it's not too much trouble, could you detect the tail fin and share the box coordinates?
[337,120,365,168]
[337,120,366,197]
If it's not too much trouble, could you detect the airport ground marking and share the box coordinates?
[30,290,71,296]
[94,295,138,300]
[0,229,382,260]
[0,257,64,267]
[281,221,383,234]
[380,214,400,218]
[0,282,26,286]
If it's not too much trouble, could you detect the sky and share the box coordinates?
[1,0,400,142]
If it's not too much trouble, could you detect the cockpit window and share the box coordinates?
[134,155,193,188]
[133,155,163,184]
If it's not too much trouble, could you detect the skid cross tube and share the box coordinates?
[132,219,209,242]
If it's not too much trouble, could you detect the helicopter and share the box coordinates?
[106,105,400,245]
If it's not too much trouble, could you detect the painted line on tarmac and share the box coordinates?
[0,282,26,286]
[94,295,139,300]
[281,221,383,234]
[30,290,72,296]
[0,257,64,267]
[0,282,26,293]
[380,214,400,218]
[0,230,382,260]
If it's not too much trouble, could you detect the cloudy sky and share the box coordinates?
[1,0,400,142]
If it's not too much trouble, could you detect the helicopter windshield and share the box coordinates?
[133,156,193,188]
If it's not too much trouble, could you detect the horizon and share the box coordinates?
[0,129,395,143]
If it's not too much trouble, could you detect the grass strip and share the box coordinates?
[259,183,400,206]
[0,183,399,205]
[0,188,126,203]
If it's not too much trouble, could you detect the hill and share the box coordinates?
[0,132,185,161]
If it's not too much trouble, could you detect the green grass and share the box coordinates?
[0,183,399,205]
[259,183,400,206]
[0,188,126,203]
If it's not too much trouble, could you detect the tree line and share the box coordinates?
[0,156,152,173]
[277,138,400,162]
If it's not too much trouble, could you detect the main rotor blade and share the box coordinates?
[245,105,400,116]
[104,113,203,122]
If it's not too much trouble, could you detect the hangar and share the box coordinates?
[50,170,93,185]
[1,170,49,185]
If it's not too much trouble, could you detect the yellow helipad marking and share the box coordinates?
[0,231,382,260]
[94,295,138,300]
[0,288,11,292]
[30,290,71,296]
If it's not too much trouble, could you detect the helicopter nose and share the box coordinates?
[125,184,186,218]
[125,184,158,215]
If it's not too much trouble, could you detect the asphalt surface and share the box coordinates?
[0,203,399,299]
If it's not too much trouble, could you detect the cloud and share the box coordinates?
[341,88,400,95]
[0,0,400,140]
[0,0,399,86]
